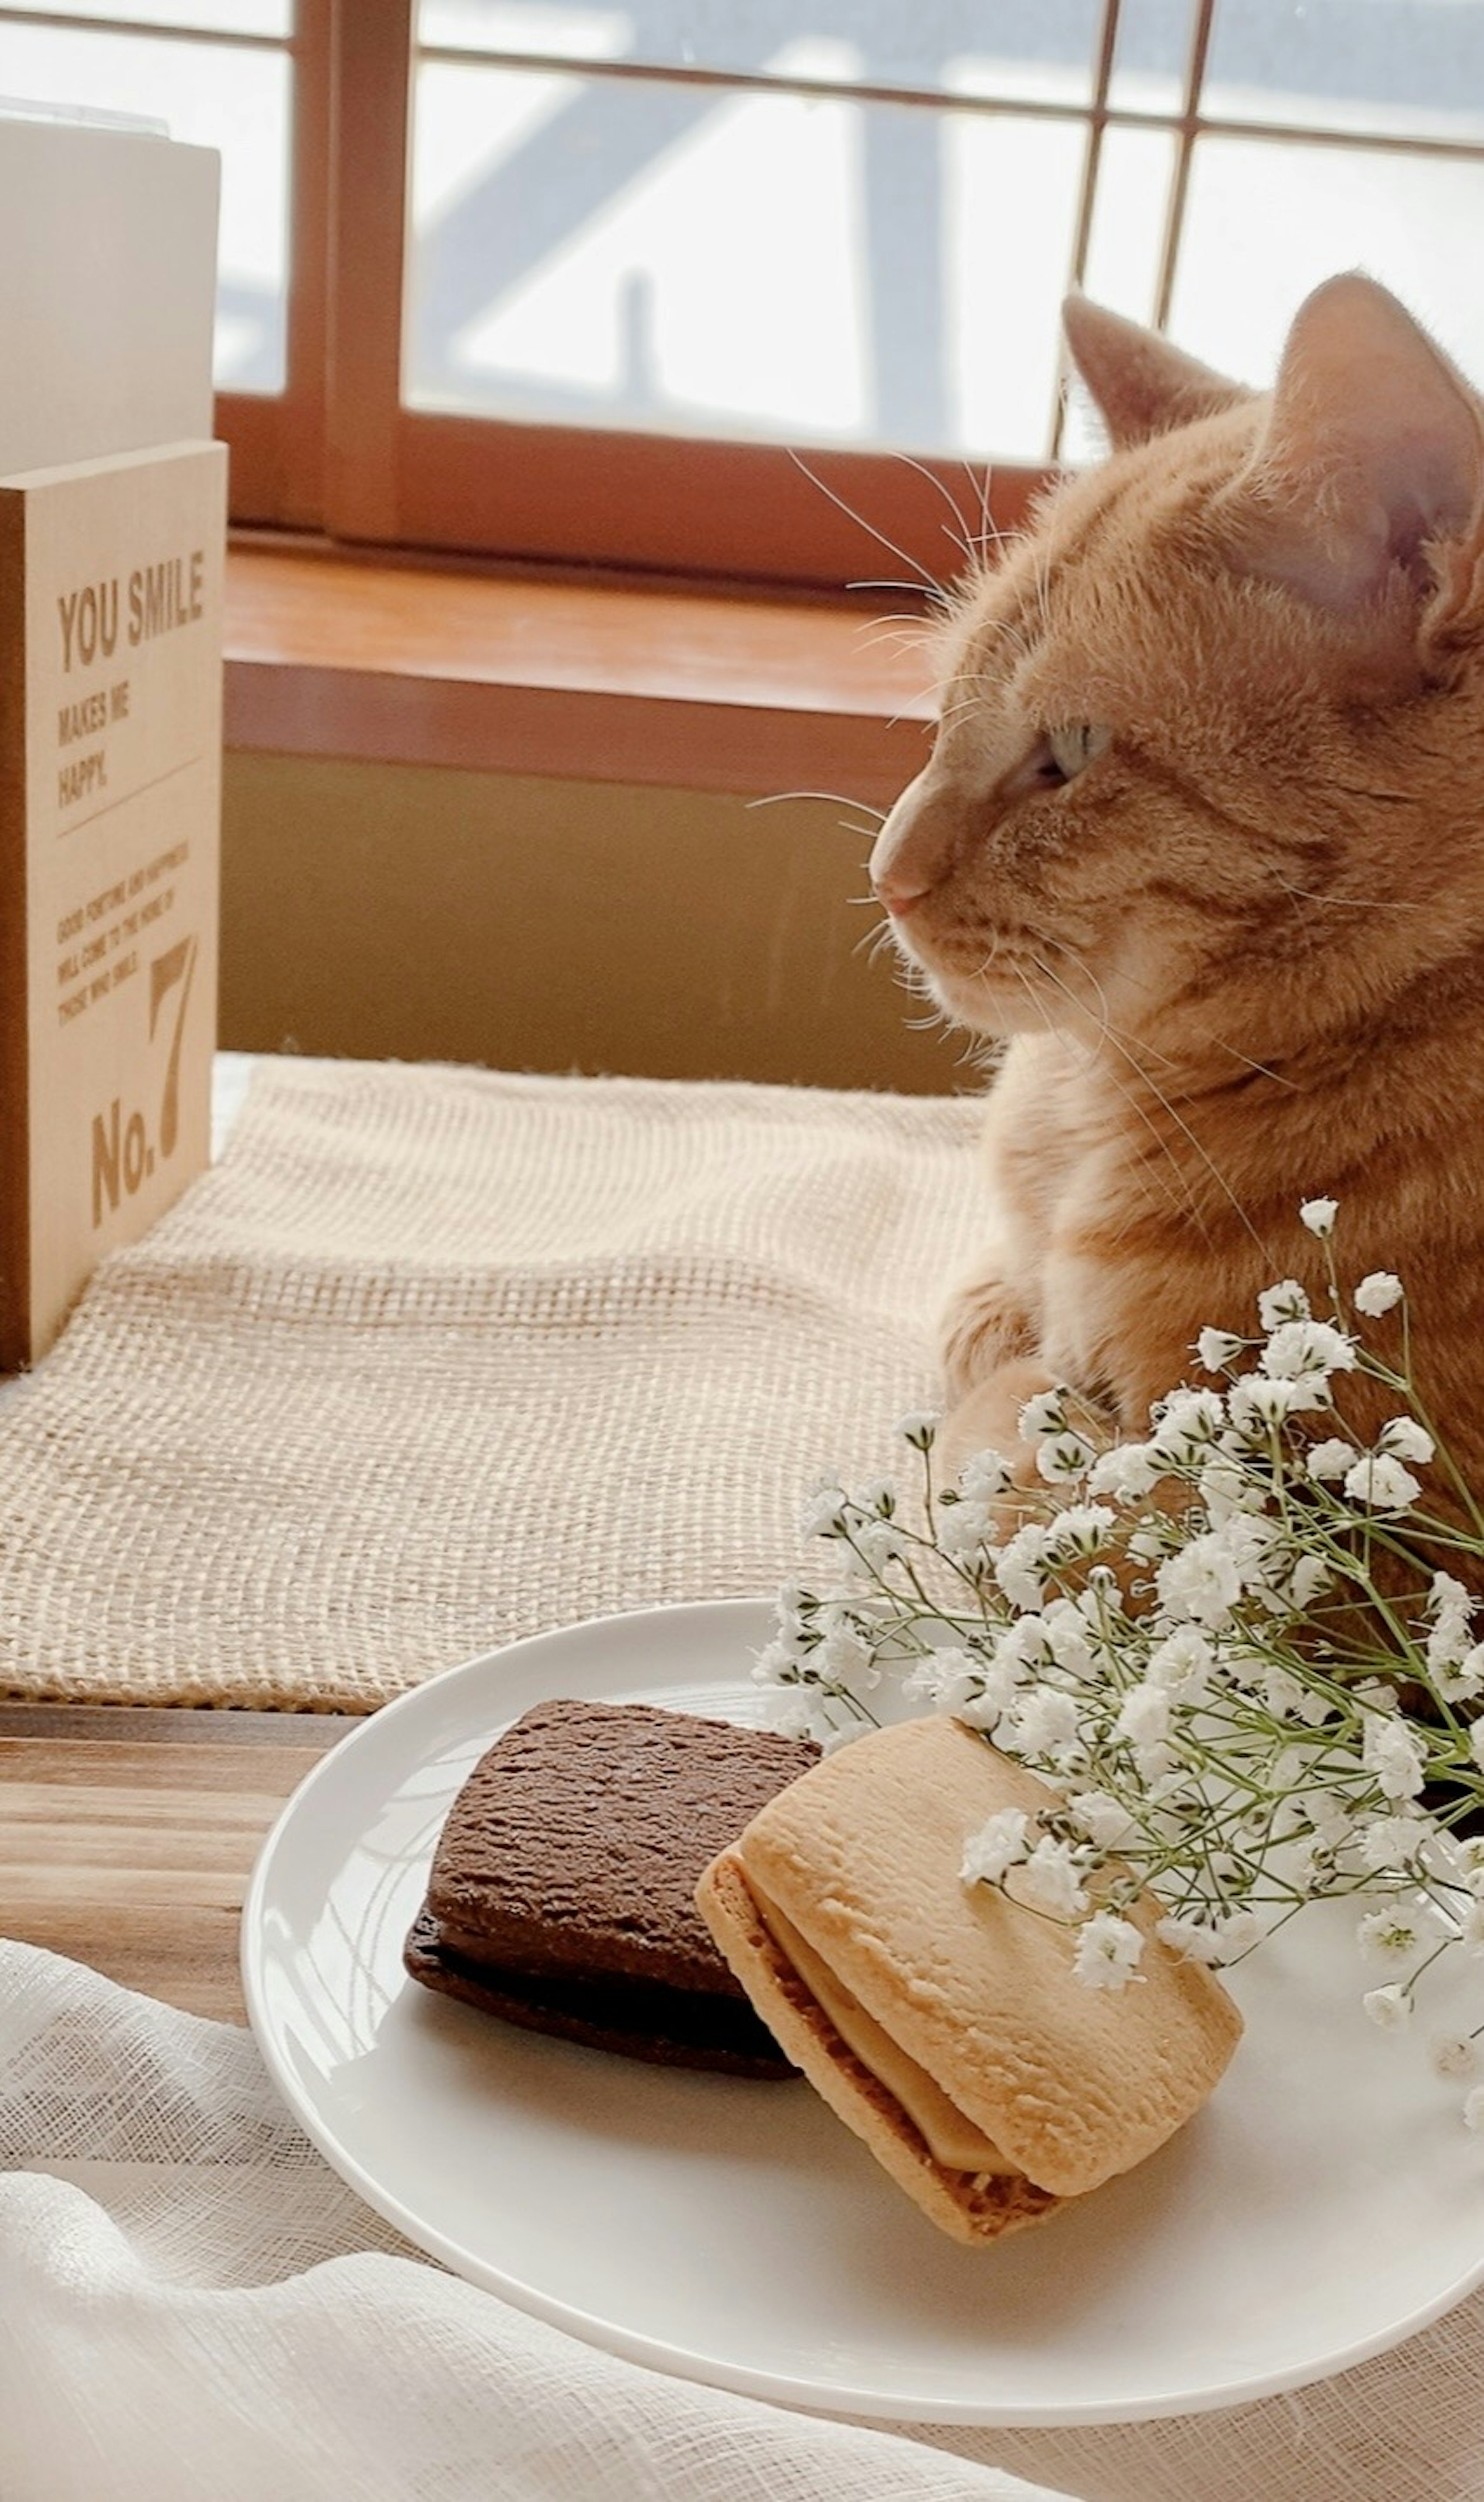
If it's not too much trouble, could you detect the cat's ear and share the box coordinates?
[1062,295,1251,450]
[1229,273,1484,614]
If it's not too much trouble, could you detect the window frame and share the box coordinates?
[189,0,1484,588]
[320,0,1047,591]
[206,0,332,528]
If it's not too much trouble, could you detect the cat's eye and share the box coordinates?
[1044,723,1112,783]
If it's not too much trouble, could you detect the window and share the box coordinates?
[5,0,1484,588]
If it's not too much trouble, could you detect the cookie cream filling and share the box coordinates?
[751,1887,1018,2176]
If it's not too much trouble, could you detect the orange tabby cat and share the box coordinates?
[870,274,1484,1502]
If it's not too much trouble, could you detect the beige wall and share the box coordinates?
[220,753,973,1095]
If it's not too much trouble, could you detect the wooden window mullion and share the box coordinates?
[323,0,414,542]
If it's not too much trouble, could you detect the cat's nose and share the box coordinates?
[873,872,932,919]
[869,769,951,916]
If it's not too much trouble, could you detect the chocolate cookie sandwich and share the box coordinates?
[404,1697,818,2075]
[696,1715,1243,2242]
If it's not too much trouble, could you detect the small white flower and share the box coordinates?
[751,1638,803,1687]
[1287,1553,1332,1611]
[1040,1503,1117,1563]
[1426,1572,1473,1664]
[1227,1375,1307,1434]
[1300,1198,1338,1237]
[1432,2033,1478,2080]
[1196,1327,1246,1375]
[1116,1682,1173,1748]
[1343,1454,1423,1513]
[1146,1626,1215,1702]
[1309,1793,1356,1849]
[1437,1644,1484,1705]
[1457,1899,1484,1953]
[1356,1904,1432,1965]
[1258,1278,1310,1330]
[1088,1442,1162,1501]
[800,1483,850,1538]
[1377,1416,1434,1465]
[817,1624,880,1690]
[1428,1569,1472,1620]
[1470,1723,1484,1776]
[1040,1599,1098,1677]
[1067,1790,1138,1849]
[1156,1533,1243,1629]
[994,1616,1052,1672]
[995,1522,1051,1611]
[1011,1684,1083,1758]
[960,1806,1030,1887]
[1017,1836,1089,1918]
[768,1692,827,1742]
[955,1684,1012,1730]
[895,1409,939,1449]
[1036,1431,1097,1484]
[1261,1319,1356,1382]
[853,1518,906,1572]
[936,1498,995,1564]
[1355,1271,1404,1318]
[1157,1914,1224,1966]
[1363,1984,1413,2032]
[1307,1438,1358,1484]
[1358,1813,1432,1874]
[1073,1911,1145,1991]
[1199,1457,1262,1526]
[1260,1667,1307,1722]
[902,1646,981,1714]
[1355,1677,1399,1714]
[1464,2086,1484,2131]
[1363,1713,1428,1802]
[959,1448,1014,1502]
[1149,1388,1226,1466]
[1212,1908,1261,1961]
[1018,1387,1070,1444]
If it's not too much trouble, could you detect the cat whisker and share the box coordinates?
[788,451,950,606]
[1274,876,1423,915]
[960,460,1009,569]
[858,920,900,966]
[747,791,887,821]
[888,451,981,578]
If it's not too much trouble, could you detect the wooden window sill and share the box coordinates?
[223,541,938,809]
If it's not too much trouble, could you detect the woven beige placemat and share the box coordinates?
[0,1058,994,1709]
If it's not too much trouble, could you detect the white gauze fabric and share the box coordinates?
[3,1943,1483,2502]
[0,1942,1071,2502]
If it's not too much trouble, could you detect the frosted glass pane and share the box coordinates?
[5,3,289,29]
[407,58,1081,459]
[1107,0,1193,114]
[946,116,1085,460]
[1081,124,1174,326]
[0,24,289,390]
[1169,135,1484,390]
[417,0,1103,108]
[1205,0,1484,143]
[1062,123,1176,462]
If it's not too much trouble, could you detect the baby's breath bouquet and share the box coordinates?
[759,1201,1484,2122]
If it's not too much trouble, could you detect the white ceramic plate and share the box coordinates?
[242,1597,1484,2427]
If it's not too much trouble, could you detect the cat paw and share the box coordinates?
[938,1272,1037,1404]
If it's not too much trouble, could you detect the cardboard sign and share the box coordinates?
[0,438,226,1370]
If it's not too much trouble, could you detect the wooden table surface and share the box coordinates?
[0,1703,359,2023]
